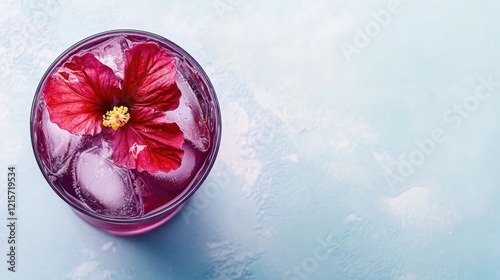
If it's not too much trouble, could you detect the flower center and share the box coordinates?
[103,106,130,130]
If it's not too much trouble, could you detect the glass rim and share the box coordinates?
[30,29,222,224]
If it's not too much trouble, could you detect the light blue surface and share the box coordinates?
[1,0,500,279]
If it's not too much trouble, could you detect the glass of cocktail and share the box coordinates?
[30,30,221,236]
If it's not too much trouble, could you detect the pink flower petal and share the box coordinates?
[44,53,121,135]
[110,108,184,173]
[122,42,181,112]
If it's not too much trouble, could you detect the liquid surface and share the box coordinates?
[33,35,212,219]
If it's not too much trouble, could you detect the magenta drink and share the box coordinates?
[30,30,221,235]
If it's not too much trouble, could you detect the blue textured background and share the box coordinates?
[1,0,500,279]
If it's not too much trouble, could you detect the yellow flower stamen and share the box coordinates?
[103,106,130,130]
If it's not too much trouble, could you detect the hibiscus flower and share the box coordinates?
[43,42,184,173]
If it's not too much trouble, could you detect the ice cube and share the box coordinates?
[39,104,82,175]
[90,37,128,79]
[166,74,210,152]
[74,145,142,217]
[148,142,200,190]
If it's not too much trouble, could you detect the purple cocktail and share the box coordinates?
[30,30,221,235]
